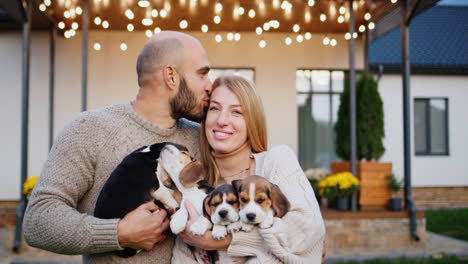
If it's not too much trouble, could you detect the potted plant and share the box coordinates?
[318,172,360,211]
[331,72,392,209]
[305,168,329,206]
[387,173,402,211]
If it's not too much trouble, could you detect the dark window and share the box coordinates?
[414,98,449,156]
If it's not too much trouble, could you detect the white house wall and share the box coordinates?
[0,30,363,200]
[379,74,468,187]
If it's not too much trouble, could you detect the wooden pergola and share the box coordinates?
[0,0,440,251]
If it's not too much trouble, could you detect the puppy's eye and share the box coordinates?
[257,198,265,204]
[228,200,236,205]
[212,202,220,207]
[241,198,248,203]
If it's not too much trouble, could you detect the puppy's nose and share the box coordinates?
[246,213,256,221]
[218,210,228,218]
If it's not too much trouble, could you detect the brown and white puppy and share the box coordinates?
[232,175,290,231]
[158,144,214,236]
[203,184,242,240]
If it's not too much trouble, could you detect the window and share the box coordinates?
[296,70,344,170]
[414,98,449,155]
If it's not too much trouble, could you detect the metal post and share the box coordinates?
[349,0,358,212]
[82,0,89,112]
[49,27,55,150]
[401,0,420,241]
[13,0,32,252]
[364,31,369,72]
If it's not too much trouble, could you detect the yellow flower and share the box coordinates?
[23,176,39,196]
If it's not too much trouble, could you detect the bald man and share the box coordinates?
[23,31,212,263]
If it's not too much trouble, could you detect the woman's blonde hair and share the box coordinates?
[201,75,268,185]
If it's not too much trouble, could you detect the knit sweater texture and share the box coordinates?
[172,145,326,263]
[23,102,201,264]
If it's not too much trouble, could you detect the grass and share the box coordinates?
[336,256,468,264]
[426,208,468,242]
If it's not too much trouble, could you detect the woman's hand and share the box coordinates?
[179,200,232,251]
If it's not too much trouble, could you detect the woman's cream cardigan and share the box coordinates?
[172,145,326,263]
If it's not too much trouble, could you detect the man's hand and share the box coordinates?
[178,200,231,251]
[117,201,170,250]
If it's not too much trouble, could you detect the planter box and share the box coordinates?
[331,161,392,210]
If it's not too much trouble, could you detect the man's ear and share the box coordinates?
[179,161,205,188]
[162,65,179,91]
[270,184,291,218]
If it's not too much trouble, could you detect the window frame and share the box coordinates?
[414,97,450,156]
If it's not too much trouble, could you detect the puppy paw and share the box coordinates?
[190,217,212,236]
[211,225,227,240]
[240,222,254,232]
[170,209,187,234]
[227,221,242,233]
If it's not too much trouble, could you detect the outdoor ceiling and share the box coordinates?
[36,0,398,37]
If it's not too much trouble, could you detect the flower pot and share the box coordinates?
[389,197,402,211]
[337,198,349,211]
[327,198,337,209]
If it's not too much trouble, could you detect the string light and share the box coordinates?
[320,14,327,22]
[146,30,153,37]
[330,38,337,46]
[305,32,312,40]
[94,17,102,25]
[179,19,188,29]
[296,34,304,43]
[368,22,375,30]
[201,24,208,32]
[285,36,292,45]
[75,7,82,15]
[227,32,234,40]
[142,18,153,26]
[263,22,270,31]
[234,33,241,41]
[160,9,168,18]
[64,11,70,18]
[93,41,101,51]
[237,7,245,15]
[391,0,397,3]
[125,9,134,20]
[154,27,161,34]
[71,22,78,30]
[214,15,221,24]
[58,21,65,29]
[345,33,351,40]
[359,25,366,32]
[293,24,300,32]
[338,16,345,23]
[308,0,315,7]
[353,32,358,39]
[256,27,263,35]
[44,0,51,6]
[339,6,346,14]
[102,20,109,29]
[323,37,330,45]
[69,30,76,36]
[120,42,128,51]
[259,39,266,48]
[305,11,311,23]
[215,34,222,42]
[138,0,150,8]
[39,4,46,12]
[248,9,256,18]
[64,31,71,38]
[152,9,159,17]
[269,20,280,29]
[127,23,134,32]
[364,12,371,20]
[215,2,223,13]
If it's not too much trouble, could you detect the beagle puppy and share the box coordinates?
[94,142,188,257]
[158,144,214,236]
[203,184,242,240]
[232,175,291,231]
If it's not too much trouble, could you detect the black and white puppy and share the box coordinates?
[203,184,242,240]
[232,175,291,231]
[94,142,189,257]
[158,144,214,236]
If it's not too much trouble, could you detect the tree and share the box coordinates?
[335,72,385,161]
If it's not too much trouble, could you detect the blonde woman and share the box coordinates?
[172,75,325,263]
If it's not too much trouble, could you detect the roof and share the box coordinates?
[369,6,468,74]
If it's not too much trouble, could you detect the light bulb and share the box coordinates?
[201,24,208,32]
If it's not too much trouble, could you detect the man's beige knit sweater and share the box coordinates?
[23,102,201,264]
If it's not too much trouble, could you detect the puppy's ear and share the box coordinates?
[270,184,290,218]
[203,194,213,218]
[231,179,244,193]
[179,161,205,188]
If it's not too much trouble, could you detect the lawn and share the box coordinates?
[426,208,468,242]
[336,256,468,264]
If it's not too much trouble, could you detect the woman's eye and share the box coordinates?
[233,110,242,115]
[208,106,219,111]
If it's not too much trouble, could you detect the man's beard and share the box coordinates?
[170,77,206,122]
